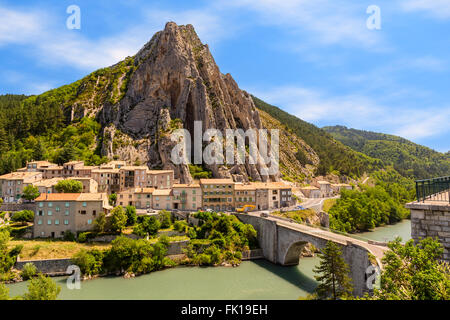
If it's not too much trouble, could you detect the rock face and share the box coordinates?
[98,22,280,183]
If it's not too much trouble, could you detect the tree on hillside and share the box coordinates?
[313,241,353,300]
[110,206,127,233]
[125,205,137,226]
[365,237,450,300]
[55,180,83,193]
[54,144,76,165]
[158,210,172,229]
[22,273,61,300]
[22,185,40,201]
[108,193,117,206]
[94,212,107,233]
[133,216,161,237]
[32,139,46,161]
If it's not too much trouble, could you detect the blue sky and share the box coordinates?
[0,0,449,152]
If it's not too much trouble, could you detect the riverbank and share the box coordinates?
[5,220,412,299]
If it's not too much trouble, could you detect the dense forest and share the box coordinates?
[329,168,415,233]
[323,125,450,179]
[252,96,384,177]
[0,94,107,174]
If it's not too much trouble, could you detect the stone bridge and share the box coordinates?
[234,212,388,296]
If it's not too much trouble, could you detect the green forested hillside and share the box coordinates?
[0,94,107,174]
[323,125,450,179]
[252,96,384,177]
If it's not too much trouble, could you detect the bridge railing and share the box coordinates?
[416,176,450,203]
[269,213,385,244]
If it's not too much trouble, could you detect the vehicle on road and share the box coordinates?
[295,205,305,210]
[236,205,256,213]
[260,211,269,217]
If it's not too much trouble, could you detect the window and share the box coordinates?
[87,219,92,225]
[48,202,53,207]
[55,219,59,225]
[38,202,43,208]
[47,220,52,225]
[80,210,86,215]
[92,210,96,216]
[64,220,69,225]
[55,206,60,212]
[82,202,87,207]
[47,210,52,216]
[38,219,42,225]
[65,210,69,216]
[65,202,70,207]
[155,197,159,201]
[192,197,196,201]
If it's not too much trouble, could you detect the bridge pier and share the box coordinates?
[235,213,376,297]
[406,202,450,261]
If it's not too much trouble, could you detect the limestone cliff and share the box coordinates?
[95,22,283,183]
[55,22,318,183]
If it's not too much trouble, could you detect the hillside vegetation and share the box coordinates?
[323,125,450,179]
[252,96,384,178]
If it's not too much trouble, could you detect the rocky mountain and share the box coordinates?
[0,22,386,182]
[323,125,450,179]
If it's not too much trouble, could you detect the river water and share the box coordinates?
[6,220,411,300]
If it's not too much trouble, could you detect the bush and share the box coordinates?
[10,210,34,223]
[125,205,137,226]
[63,230,76,242]
[21,263,37,280]
[187,227,197,239]
[77,232,88,243]
[133,216,161,237]
[158,210,172,229]
[173,220,188,232]
[71,249,104,276]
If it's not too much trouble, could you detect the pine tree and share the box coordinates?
[0,126,8,154]
[32,139,46,161]
[313,241,353,300]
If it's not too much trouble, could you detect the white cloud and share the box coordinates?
[0,7,45,45]
[251,85,450,142]
[0,4,238,71]
[224,0,385,49]
[400,0,450,19]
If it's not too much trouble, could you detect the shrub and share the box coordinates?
[125,205,137,226]
[173,220,188,232]
[11,210,34,223]
[77,232,88,243]
[21,263,37,280]
[187,227,197,239]
[71,249,104,276]
[63,230,76,242]
[158,210,172,229]
[133,216,160,237]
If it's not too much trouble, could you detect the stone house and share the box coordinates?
[33,193,111,238]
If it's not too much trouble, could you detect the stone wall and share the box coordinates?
[15,257,73,275]
[408,203,450,261]
[242,249,264,260]
[0,203,35,212]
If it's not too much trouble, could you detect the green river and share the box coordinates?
[6,220,411,300]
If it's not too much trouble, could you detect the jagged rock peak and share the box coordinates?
[99,21,279,183]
